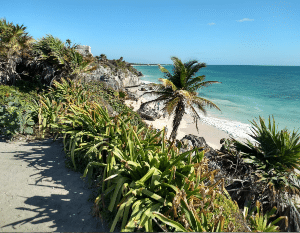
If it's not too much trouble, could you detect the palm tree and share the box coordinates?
[140,56,221,140]
[100,54,107,62]
[65,39,72,48]
[0,18,33,84]
[33,34,97,85]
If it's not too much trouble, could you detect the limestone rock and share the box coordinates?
[137,104,162,121]
[179,134,218,159]
[178,134,223,171]
[84,65,140,90]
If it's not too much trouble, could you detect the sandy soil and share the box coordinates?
[0,136,108,232]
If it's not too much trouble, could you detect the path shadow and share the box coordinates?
[0,138,108,232]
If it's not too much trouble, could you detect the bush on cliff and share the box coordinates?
[0,18,34,85]
[232,115,300,192]
[0,84,39,138]
[32,35,97,85]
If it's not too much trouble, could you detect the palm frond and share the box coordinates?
[191,100,208,116]
[186,75,206,88]
[171,56,185,70]
[186,62,206,81]
[140,94,172,109]
[193,96,221,111]
[140,90,173,99]
[184,60,198,70]
[190,80,221,92]
[171,56,187,88]
[158,78,177,91]
[158,64,170,74]
[162,97,180,116]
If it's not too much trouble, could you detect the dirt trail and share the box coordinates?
[0,137,108,232]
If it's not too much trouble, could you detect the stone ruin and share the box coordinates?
[75,45,93,56]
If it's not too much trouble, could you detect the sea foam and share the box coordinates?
[195,112,258,144]
[142,93,258,145]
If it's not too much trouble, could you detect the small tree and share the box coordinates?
[0,18,34,85]
[100,54,107,62]
[140,56,221,141]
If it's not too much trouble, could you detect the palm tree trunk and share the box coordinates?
[169,100,185,141]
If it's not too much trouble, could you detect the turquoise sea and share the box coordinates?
[133,65,300,141]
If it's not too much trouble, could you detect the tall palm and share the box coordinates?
[140,56,221,140]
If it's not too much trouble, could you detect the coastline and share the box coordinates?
[125,85,251,150]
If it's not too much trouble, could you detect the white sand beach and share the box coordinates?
[124,86,243,150]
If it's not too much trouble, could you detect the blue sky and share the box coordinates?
[1,0,300,65]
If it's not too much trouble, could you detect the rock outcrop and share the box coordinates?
[179,134,219,159]
[137,104,162,121]
[178,134,224,172]
[84,65,141,90]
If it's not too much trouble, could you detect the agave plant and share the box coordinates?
[50,80,240,231]
[75,111,194,231]
[233,115,300,191]
[40,78,249,232]
[243,200,288,232]
[82,115,242,232]
[154,191,229,232]
[224,115,300,231]
[36,94,64,138]
[153,160,248,232]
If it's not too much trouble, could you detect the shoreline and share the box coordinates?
[125,85,252,150]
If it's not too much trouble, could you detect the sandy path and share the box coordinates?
[0,137,107,232]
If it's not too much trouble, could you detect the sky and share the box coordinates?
[1,0,300,65]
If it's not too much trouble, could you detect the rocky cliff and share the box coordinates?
[84,63,142,90]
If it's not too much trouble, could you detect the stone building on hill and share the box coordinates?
[75,45,93,56]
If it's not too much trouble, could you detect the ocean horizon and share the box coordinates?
[133,65,300,142]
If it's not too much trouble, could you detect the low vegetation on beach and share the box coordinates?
[1,19,300,232]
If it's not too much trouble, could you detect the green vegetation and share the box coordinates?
[232,115,300,191]
[0,18,34,85]
[0,84,39,138]
[0,90,36,136]
[140,56,221,140]
[0,19,97,87]
[39,79,245,232]
[1,19,298,232]
[32,35,97,84]
[0,76,295,232]
[243,200,288,232]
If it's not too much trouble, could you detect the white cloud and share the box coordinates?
[208,22,216,26]
[237,18,254,22]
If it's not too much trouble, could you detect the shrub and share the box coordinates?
[233,115,300,191]
[243,200,288,232]
[0,90,37,136]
